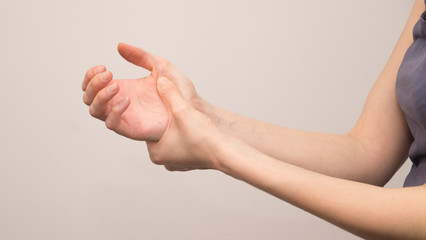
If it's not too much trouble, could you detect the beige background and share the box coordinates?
[0,0,415,239]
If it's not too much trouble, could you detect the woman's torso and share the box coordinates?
[396,5,426,187]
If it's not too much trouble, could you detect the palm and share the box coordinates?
[85,43,198,141]
[110,75,168,141]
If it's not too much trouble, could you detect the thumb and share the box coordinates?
[157,76,188,112]
[117,42,155,71]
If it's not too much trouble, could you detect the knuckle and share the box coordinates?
[85,69,92,80]
[105,120,114,130]
[83,66,105,91]
[91,65,104,76]
[164,165,176,172]
[110,105,121,114]
[96,90,108,102]
[92,74,102,87]
[82,94,90,105]
[89,105,98,117]
[150,155,163,165]
[151,156,161,165]
[90,73,105,89]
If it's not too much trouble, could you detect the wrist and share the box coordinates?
[191,95,225,128]
[212,135,251,175]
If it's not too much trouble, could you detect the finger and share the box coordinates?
[117,42,156,71]
[89,82,119,119]
[164,165,177,171]
[83,71,113,105]
[82,65,105,91]
[105,97,130,130]
[164,165,191,172]
[156,76,188,113]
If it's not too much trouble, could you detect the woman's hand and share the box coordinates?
[146,76,224,171]
[82,43,199,141]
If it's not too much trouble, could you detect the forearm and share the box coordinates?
[193,0,422,185]
[215,139,426,240]
[198,98,388,185]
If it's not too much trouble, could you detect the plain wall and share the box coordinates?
[0,0,415,239]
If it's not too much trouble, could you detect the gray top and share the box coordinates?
[396,8,426,187]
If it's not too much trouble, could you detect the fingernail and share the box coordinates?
[100,71,109,81]
[94,66,104,74]
[107,83,117,93]
[157,76,169,87]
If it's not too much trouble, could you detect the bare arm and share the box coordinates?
[83,1,421,186]
[216,137,426,240]
[83,2,426,239]
[195,0,424,186]
[147,74,426,240]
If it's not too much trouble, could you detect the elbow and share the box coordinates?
[344,131,409,187]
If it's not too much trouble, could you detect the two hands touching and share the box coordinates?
[82,43,426,240]
[82,43,227,171]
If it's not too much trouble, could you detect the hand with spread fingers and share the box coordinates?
[82,43,199,141]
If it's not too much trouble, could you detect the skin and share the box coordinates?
[82,43,198,141]
[82,0,426,238]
